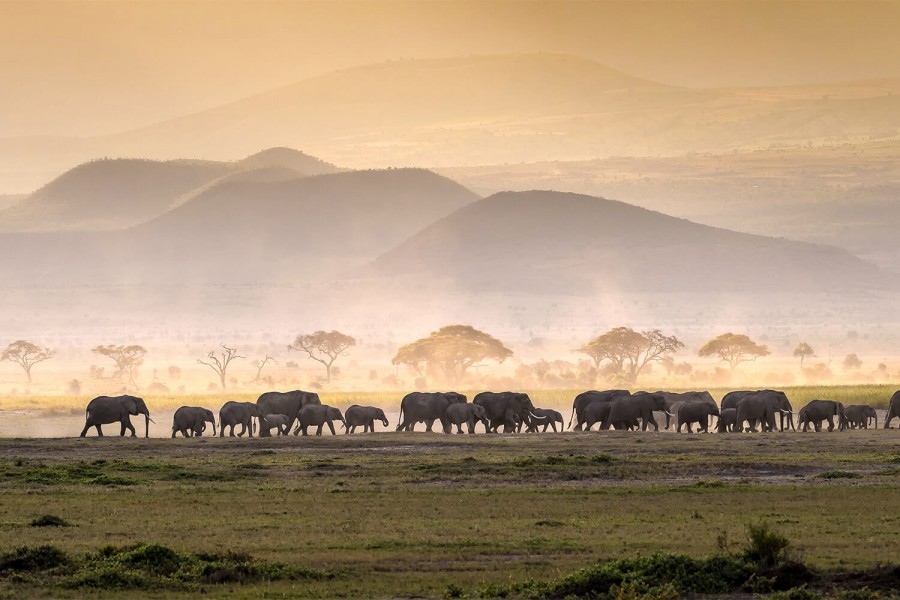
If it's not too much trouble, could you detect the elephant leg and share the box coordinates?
[315,424,323,436]
[646,412,659,431]
[687,423,694,433]
[327,421,336,436]
[80,422,91,437]
[827,417,834,432]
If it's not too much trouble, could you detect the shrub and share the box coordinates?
[0,545,70,573]
[30,515,70,527]
[744,522,791,567]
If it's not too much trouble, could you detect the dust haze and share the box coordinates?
[0,1,898,434]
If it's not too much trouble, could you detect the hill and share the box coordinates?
[0,168,479,285]
[0,148,340,232]
[364,190,894,294]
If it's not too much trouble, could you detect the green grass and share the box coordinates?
[0,432,897,598]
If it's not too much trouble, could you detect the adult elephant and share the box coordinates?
[885,391,900,428]
[567,389,629,431]
[798,400,846,432]
[601,392,668,431]
[80,395,151,438]
[344,405,389,434]
[473,391,538,434]
[726,390,794,431]
[843,405,877,429]
[296,405,345,436]
[219,401,265,437]
[256,390,321,436]
[396,392,466,432]
[445,403,490,434]
[734,390,793,432]
[171,406,215,438]
[525,408,564,433]
[656,391,717,430]
[676,401,720,433]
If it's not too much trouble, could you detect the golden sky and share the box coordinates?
[2,0,899,137]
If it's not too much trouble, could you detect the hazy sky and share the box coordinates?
[3,1,900,137]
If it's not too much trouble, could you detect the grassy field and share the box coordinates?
[0,430,898,598]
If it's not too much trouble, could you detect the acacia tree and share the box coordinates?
[288,331,356,383]
[392,324,512,385]
[198,345,244,390]
[92,344,146,387]
[250,355,277,384]
[793,342,815,369]
[1,340,54,384]
[842,353,862,371]
[698,333,769,370]
[576,327,683,383]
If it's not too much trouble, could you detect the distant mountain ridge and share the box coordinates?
[364,190,894,294]
[0,148,342,232]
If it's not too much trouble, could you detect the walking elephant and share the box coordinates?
[885,391,900,428]
[296,404,345,436]
[396,392,466,432]
[219,401,265,437]
[171,406,215,438]
[798,400,845,432]
[525,408,564,433]
[657,391,717,430]
[676,401,720,433]
[567,389,629,431]
[261,414,290,436]
[445,403,490,434]
[734,390,794,432]
[843,404,877,429]
[256,390,321,436]
[727,390,794,431]
[344,405,389,433]
[601,392,668,431]
[473,391,537,433]
[717,408,738,433]
[80,395,151,438]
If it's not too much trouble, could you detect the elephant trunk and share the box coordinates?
[144,412,150,438]
[210,418,216,436]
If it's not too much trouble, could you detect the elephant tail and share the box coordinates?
[567,405,576,430]
[396,405,405,432]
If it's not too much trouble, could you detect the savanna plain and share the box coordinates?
[1,388,898,599]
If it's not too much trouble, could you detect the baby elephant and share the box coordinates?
[261,414,290,436]
[717,408,738,433]
[525,408,564,433]
[446,403,490,434]
[843,404,877,429]
[344,405,389,433]
[172,406,216,438]
[296,404,345,436]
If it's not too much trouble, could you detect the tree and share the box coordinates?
[250,354,277,384]
[842,353,862,371]
[288,331,356,383]
[392,324,512,385]
[576,327,683,383]
[198,345,244,390]
[698,333,769,370]
[793,342,815,369]
[92,344,146,387]
[1,340,54,384]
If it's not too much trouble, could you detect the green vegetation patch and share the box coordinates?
[817,470,862,480]
[29,515,70,527]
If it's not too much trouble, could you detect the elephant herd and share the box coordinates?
[77,389,900,438]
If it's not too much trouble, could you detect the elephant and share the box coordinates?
[396,392,467,432]
[584,400,637,431]
[885,391,900,428]
[726,390,795,431]
[445,403,490,434]
[260,414,290,436]
[567,389,629,431]
[798,400,845,432]
[295,404,345,436]
[524,408,564,433]
[733,390,794,432]
[256,390,321,436]
[676,401,720,433]
[843,405,877,429]
[219,401,265,437]
[344,405,389,433]
[656,391,717,430]
[80,395,151,438]
[171,406,215,438]
[601,392,668,431]
[473,391,537,433]
[717,408,738,433]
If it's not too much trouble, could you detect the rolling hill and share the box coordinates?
[0,168,479,285]
[0,148,341,232]
[364,190,894,294]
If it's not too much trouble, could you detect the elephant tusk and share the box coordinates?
[664,411,674,417]
[147,417,157,424]
[528,412,548,420]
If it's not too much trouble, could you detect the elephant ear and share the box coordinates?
[124,397,138,414]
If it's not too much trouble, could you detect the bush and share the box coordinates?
[29,515,70,527]
[744,522,791,567]
[0,545,70,573]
